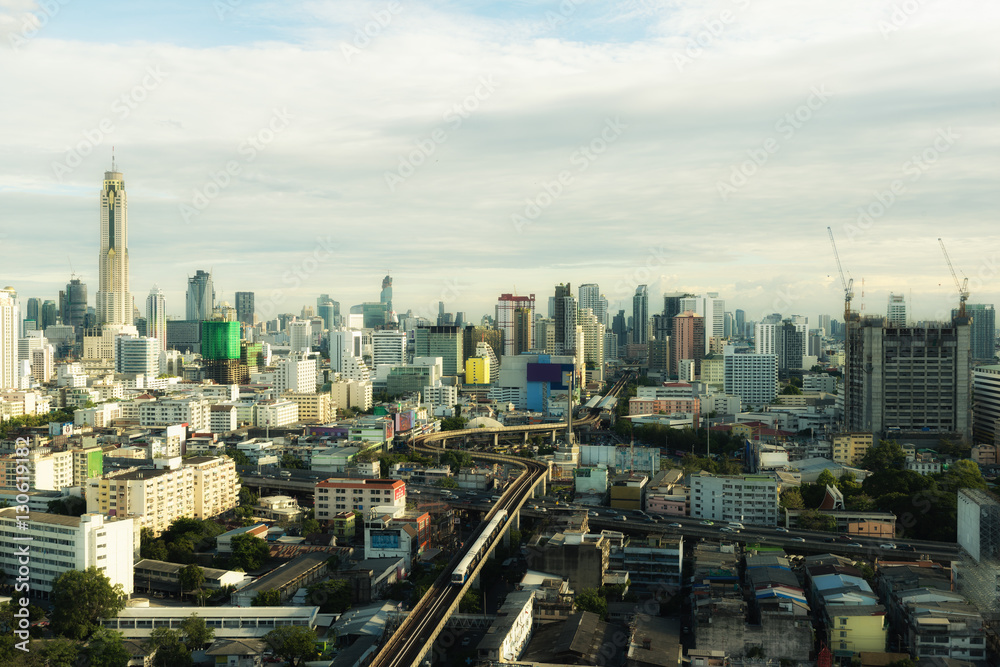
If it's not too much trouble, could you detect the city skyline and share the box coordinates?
[2,1,996,325]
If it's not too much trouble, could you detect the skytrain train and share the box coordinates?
[450,509,508,584]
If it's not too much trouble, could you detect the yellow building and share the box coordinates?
[610,474,648,511]
[832,433,874,465]
[282,391,333,423]
[700,357,725,385]
[827,607,887,657]
[465,356,490,385]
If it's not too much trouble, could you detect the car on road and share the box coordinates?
[824,537,836,543]
[790,537,806,542]
[589,511,599,517]
[880,543,897,549]
[774,527,788,532]
[700,520,714,526]
[667,523,682,528]
[719,527,735,533]
[616,516,627,521]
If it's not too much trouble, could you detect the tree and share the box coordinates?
[264,626,319,667]
[779,488,805,510]
[50,566,126,640]
[230,533,270,571]
[252,589,281,606]
[859,440,907,471]
[797,509,837,532]
[435,477,458,489]
[780,384,802,395]
[459,588,481,614]
[146,628,192,667]
[574,588,608,620]
[938,459,988,492]
[815,468,838,489]
[300,518,321,537]
[179,613,214,651]
[307,579,352,613]
[41,638,79,667]
[178,564,205,599]
[86,628,132,667]
[46,496,87,516]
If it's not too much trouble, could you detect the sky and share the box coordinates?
[1,0,998,327]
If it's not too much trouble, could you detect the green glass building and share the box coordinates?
[201,321,240,360]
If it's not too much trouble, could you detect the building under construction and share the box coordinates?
[844,315,972,442]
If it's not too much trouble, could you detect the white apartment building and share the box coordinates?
[209,403,238,433]
[0,449,73,491]
[289,320,312,354]
[256,400,299,427]
[186,456,240,520]
[87,456,239,536]
[329,328,363,373]
[282,391,332,423]
[275,354,317,394]
[0,288,18,391]
[330,378,372,412]
[139,397,211,431]
[754,323,777,355]
[423,384,458,409]
[371,330,407,375]
[723,347,778,408]
[30,344,54,383]
[56,362,88,388]
[315,477,406,522]
[0,509,136,597]
[689,472,779,526]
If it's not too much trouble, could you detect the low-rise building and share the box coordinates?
[101,606,319,639]
[315,478,406,522]
[525,531,611,592]
[253,495,303,523]
[609,534,683,592]
[232,552,331,607]
[476,590,535,663]
[133,559,251,595]
[0,509,136,597]
[610,473,648,511]
[832,433,874,466]
[690,472,779,526]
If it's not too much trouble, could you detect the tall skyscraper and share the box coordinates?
[186,270,215,321]
[235,291,255,325]
[956,304,995,361]
[496,293,535,356]
[25,298,40,333]
[578,284,606,329]
[41,300,58,329]
[612,309,627,347]
[553,283,576,354]
[671,310,705,377]
[145,286,167,352]
[380,274,393,313]
[681,294,725,353]
[735,309,746,337]
[887,293,906,327]
[60,278,88,331]
[632,285,648,344]
[0,288,18,390]
[96,167,132,325]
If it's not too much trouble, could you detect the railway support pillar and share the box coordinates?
[493,433,499,448]
[550,429,556,445]
[523,431,529,444]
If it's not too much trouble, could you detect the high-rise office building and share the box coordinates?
[612,310,627,348]
[371,330,406,374]
[235,291,255,326]
[0,288,18,390]
[25,298,40,334]
[680,294,725,353]
[632,285,649,344]
[955,304,995,361]
[114,335,159,377]
[59,278,88,331]
[818,314,831,337]
[186,270,215,321]
[496,293,535,356]
[578,284,607,330]
[201,320,241,384]
[329,328,364,374]
[845,316,971,440]
[553,284,576,355]
[289,320,312,354]
[96,167,132,325]
[40,299,58,329]
[145,286,166,352]
[735,309,746,337]
[380,274,393,313]
[579,308,605,377]
[671,311,704,377]
[887,293,906,327]
[317,298,339,331]
[414,325,463,376]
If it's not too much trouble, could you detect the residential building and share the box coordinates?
[832,433,873,466]
[0,449,73,491]
[235,291,255,325]
[72,445,104,486]
[282,391,332,423]
[2,289,21,389]
[96,168,133,325]
[497,293,536,356]
[371,330,406,375]
[972,364,1000,444]
[553,283,577,355]
[256,399,299,427]
[315,478,406,522]
[209,403,237,433]
[845,316,972,441]
[330,378,373,412]
[115,335,160,377]
[476,590,535,663]
[139,396,211,431]
[525,531,612,592]
[186,455,240,520]
[0,509,135,597]
[723,346,777,408]
[274,353,317,394]
[689,472,779,526]
[145,286,167,353]
[609,534,683,591]
[671,311,704,377]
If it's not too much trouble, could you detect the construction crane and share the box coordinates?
[827,227,854,321]
[938,238,969,318]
